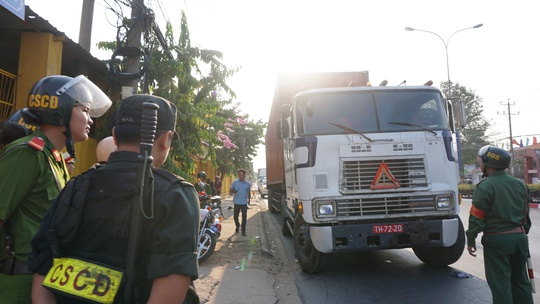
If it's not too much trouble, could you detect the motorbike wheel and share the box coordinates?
[198,231,217,263]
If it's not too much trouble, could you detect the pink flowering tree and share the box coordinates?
[214,110,265,177]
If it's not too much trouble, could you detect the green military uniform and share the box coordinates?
[466,170,533,304]
[195,180,213,196]
[0,130,69,303]
[29,151,199,303]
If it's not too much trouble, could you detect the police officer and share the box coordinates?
[213,175,222,196]
[29,94,199,303]
[466,145,533,304]
[0,109,36,147]
[0,75,111,303]
[195,171,213,194]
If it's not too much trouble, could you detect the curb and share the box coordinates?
[259,208,274,257]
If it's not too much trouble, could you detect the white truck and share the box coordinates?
[265,71,466,273]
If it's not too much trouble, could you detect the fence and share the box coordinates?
[0,69,17,122]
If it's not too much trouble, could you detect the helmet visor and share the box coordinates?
[477,145,490,157]
[56,75,112,117]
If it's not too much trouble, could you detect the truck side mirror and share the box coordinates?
[280,104,291,118]
[446,99,455,132]
[277,119,290,139]
[454,99,467,128]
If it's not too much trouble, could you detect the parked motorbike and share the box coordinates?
[210,195,224,218]
[198,191,224,218]
[197,191,222,263]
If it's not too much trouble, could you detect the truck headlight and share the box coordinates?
[317,201,336,217]
[436,196,452,209]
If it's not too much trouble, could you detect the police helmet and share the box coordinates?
[22,75,112,158]
[23,75,112,126]
[197,171,206,179]
[0,109,36,145]
[477,145,511,169]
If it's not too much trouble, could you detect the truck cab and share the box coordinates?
[266,73,466,273]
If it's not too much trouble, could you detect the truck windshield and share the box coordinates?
[295,90,449,136]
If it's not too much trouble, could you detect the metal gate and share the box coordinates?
[0,69,17,122]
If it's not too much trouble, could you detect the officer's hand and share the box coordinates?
[467,245,477,257]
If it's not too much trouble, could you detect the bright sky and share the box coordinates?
[25,0,540,171]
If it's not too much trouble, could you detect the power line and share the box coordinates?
[508,87,540,102]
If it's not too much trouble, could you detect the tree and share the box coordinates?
[213,105,266,177]
[441,81,491,179]
[98,11,265,178]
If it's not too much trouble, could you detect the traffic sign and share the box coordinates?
[2,0,25,20]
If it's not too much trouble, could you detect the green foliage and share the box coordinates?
[96,11,265,177]
[458,183,475,198]
[459,182,540,203]
[213,112,267,177]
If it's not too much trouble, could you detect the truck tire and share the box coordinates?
[412,217,465,267]
[293,214,328,273]
[281,195,292,236]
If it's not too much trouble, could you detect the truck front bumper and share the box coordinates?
[310,218,459,253]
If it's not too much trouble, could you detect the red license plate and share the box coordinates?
[372,224,404,234]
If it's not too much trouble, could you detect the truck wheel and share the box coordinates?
[293,214,327,273]
[281,195,292,236]
[412,217,465,267]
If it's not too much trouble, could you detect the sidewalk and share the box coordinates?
[194,195,277,304]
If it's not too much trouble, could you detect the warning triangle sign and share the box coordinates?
[370,161,400,190]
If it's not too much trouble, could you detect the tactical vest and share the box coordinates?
[43,165,200,304]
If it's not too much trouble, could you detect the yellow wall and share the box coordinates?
[16,32,63,109]
[70,138,99,177]
[192,157,234,198]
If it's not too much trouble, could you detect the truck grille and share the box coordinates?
[341,158,428,193]
[336,195,436,217]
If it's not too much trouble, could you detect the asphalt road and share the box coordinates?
[266,198,540,304]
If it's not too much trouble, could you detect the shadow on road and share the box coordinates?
[296,250,491,304]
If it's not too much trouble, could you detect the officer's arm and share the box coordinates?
[466,185,490,256]
[32,274,56,304]
[147,274,191,303]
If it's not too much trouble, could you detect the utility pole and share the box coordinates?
[125,0,144,95]
[241,137,246,169]
[79,0,95,52]
[497,99,519,176]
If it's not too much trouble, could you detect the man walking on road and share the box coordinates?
[230,169,250,236]
[466,145,533,304]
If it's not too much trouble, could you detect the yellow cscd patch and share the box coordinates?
[28,94,59,109]
[43,257,124,304]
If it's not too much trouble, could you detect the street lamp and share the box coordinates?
[405,24,483,181]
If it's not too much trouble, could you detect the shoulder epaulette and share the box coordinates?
[477,178,487,185]
[28,137,45,151]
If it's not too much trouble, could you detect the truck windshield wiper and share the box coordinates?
[328,122,373,142]
[387,122,437,136]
